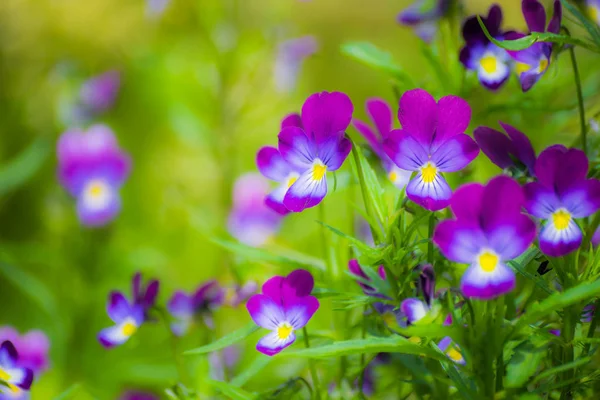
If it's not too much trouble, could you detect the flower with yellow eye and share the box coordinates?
[0,341,33,397]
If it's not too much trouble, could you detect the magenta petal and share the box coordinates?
[461,263,515,300]
[434,95,472,145]
[431,134,479,172]
[107,291,132,323]
[265,186,292,215]
[366,98,393,139]
[539,220,582,257]
[278,126,317,170]
[555,148,589,195]
[397,89,437,145]
[281,113,303,129]
[262,276,285,302]
[353,119,382,156]
[534,145,567,189]
[479,176,525,232]
[284,269,315,297]
[401,298,428,324]
[499,122,536,173]
[301,91,353,142]
[257,147,292,182]
[562,179,600,218]
[433,220,484,263]
[283,169,327,212]
[474,126,514,169]
[450,183,484,223]
[285,296,319,329]
[406,172,452,211]
[524,182,560,219]
[256,331,296,356]
[246,294,284,330]
[487,215,537,260]
[383,130,428,171]
[522,0,547,32]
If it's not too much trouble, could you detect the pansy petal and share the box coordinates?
[431,134,479,172]
[534,145,567,189]
[283,169,327,212]
[433,220,485,263]
[474,126,514,169]
[555,148,589,195]
[265,185,292,215]
[257,147,292,182]
[301,91,353,142]
[406,171,452,211]
[2,365,33,390]
[283,269,314,297]
[593,227,600,247]
[438,337,466,364]
[0,341,18,367]
[262,276,285,303]
[353,119,382,156]
[539,219,583,257]
[487,215,537,260]
[547,0,562,34]
[170,318,191,337]
[450,182,484,222]
[499,122,536,173]
[386,164,413,190]
[317,133,352,171]
[167,291,194,319]
[461,262,515,300]
[524,182,560,218]
[383,130,429,171]
[487,4,503,34]
[281,113,302,129]
[434,96,472,145]
[397,89,437,145]
[246,294,284,330]
[401,298,428,324]
[523,0,547,32]
[98,323,136,348]
[107,291,132,323]
[143,280,159,309]
[76,184,121,227]
[480,176,526,232]
[285,296,320,329]
[278,126,316,170]
[256,331,296,356]
[366,98,393,139]
[419,264,436,306]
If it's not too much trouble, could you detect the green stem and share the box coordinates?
[427,213,435,264]
[358,305,367,398]
[350,142,382,245]
[495,296,505,392]
[583,298,600,357]
[566,30,587,156]
[560,308,577,400]
[303,327,322,400]
[156,307,188,384]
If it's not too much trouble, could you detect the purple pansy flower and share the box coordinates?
[383,89,479,211]
[167,280,225,335]
[524,146,600,257]
[274,36,318,93]
[459,5,512,90]
[80,70,120,115]
[0,341,34,398]
[588,0,600,25]
[352,98,412,189]
[246,270,319,356]
[398,0,450,42]
[98,292,145,348]
[434,176,537,299]
[0,328,49,375]
[227,173,283,246]
[474,121,536,176]
[57,125,131,227]
[506,0,562,92]
[348,259,386,297]
[277,92,353,212]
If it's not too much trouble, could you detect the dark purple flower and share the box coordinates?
[459,5,512,90]
[131,272,159,318]
[274,36,318,93]
[167,280,225,335]
[98,292,145,348]
[506,0,562,92]
[352,98,412,189]
[474,121,536,176]
[588,1,600,25]
[246,270,319,356]
[582,304,596,323]
[348,259,386,297]
[227,173,283,246]
[524,146,600,257]
[277,92,353,212]
[0,328,49,375]
[80,70,120,114]
[434,176,537,299]
[398,0,450,42]
[57,125,131,227]
[0,341,34,397]
[383,89,479,211]
[400,265,436,324]
[119,390,159,400]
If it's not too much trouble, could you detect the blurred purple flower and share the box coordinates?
[209,345,240,380]
[0,341,34,398]
[524,146,600,257]
[57,125,131,227]
[227,173,283,247]
[459,5,512,91]
[98,292,144,348]
[434,176,536,299]
[474,121,536,176]
[0,328,49,375]
[398,0,450,42]
[506,0,562,92]
[167,280,225,335]
[274,36,318,93]
[131,272,160,319]
[588,0,600,25]
[401,265,436,324]
[80,70,120,114]
[384,89,478,211]
[226,281,258,307]
[348,259,386,297]
[146,0,171,17]
[119,390,159,400]
[352,98,412,189]
[247,270,319,356]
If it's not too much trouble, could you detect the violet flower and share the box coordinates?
[352,98,412,189]
[434,176,537,299]
[131,272,160,319]
[0,328,49,375]
[98,292,145,348]
[524,145,600,257]
[246,270,319,356]
[474,121,536,176]
[276,91,353,212]
[348,259,386,297]
[506,0,562,92]
[274,36,318,93]
[57,125,131,227]
[167,280,225,335]
[397,0,450,42]
[0,341,33,398]
[383,89,479,211]
[80,70,120,115]
[227,173,283,246]
[589,0,600,25]
[459,5,512,91]
[400,265,437,324]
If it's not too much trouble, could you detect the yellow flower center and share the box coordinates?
[421,162,437,184]
[516,62,531,76]
[590,5,599,23]
[388,170,398,183]
[87,180,106,198]
[277,323,294,340]
[121,321,138,337]
[479,251,499,273]
[552,209,571,231]
[538,58,549,73]
[480,54,497,74]
[286,175,298,188]
[0,367,10,381]
[312,161,327,181]
[7,383,19,393]
[446,345,463,362]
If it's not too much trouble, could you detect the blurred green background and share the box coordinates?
[0,0,598,398]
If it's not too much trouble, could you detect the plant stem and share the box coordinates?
[583,298,600,357]
[157,307,188,385]
[303,327,322,400]
[427,213,435,264]
[358,305,367,398]
[495,296,505,392]
[567,31,587,156]
[560,308,577,400]
[350,142,382,245]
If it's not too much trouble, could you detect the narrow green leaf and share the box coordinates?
[0,138,50,196]
[230,356,273,387]
[208,380,258,400]
[316,221,373,254]
[52,384,82,400]
[184,322,259,356]
[508,259,552,295]
[530,357,592,384]
[341,42,414,85]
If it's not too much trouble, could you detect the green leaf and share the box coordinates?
[283,336,446,360]
[208,380,259,400]
[561,0,600,46]
[0,138,50,196]
[477,16,600,53]
[530,356,592,384]
[316,221,374,255]
[505,340,548,388]
[341,42,414,85]
[52,384,82,400]
[508,259,552,295]
[230,356,273,387]
[184,322,259,356]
